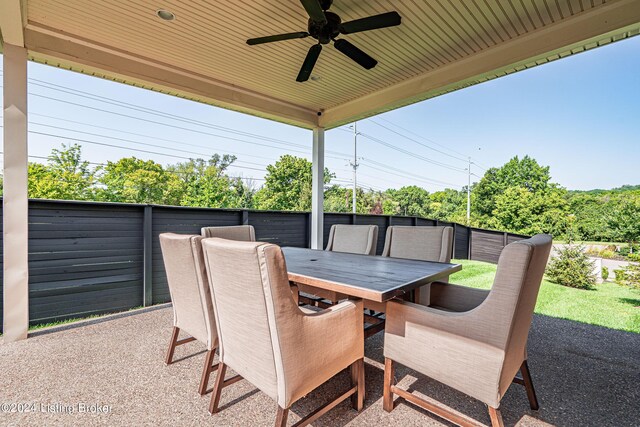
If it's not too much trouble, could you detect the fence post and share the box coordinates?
[503,232,508,247]
[452,223,457,259]
[352,213,357,224]
[412,216,418,226]
[468,227,473,260]
[242,210,249,225]
[143,205,153,307]
[306,212,312,248]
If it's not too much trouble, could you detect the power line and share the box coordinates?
[29,114,293,163]
[369,119,469,163]
[336,120,488,173]
[30,80,308,148]
[360,158,461,188]
[27,112,354,166]
[24,128,269,172]
[31,92,320,152]
[358,132,467,173]
[23,79,353,158]
[29,122,270,169]
[375,117,488,171]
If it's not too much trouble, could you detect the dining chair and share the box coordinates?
[325,224,378,255]
[298,224,379,308]
[201,238,365,426]
[159,233,218,396]
[201,224,256,241]
[382,234,552,427]
[381,225,453,305]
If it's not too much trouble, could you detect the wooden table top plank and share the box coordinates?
[283,247,462,302]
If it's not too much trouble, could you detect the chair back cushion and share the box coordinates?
[325,224,378,255]
[382,226,453,262]
[201,225,255,241]
[159,233,216,349]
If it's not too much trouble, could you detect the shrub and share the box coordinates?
[601,266,609,281]
[585,247,600,257]
[619,244,640,257]
[627,253,640,262]
[599,249,616,259]
[546,245,597,289]
[614,264,640,289]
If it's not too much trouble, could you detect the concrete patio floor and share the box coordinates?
[1,305,638,427]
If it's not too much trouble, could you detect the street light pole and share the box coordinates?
[466,156,471,225]
[350,122,359,214]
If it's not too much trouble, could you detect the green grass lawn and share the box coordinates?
[451,259,640,333]
[553,240,628,247]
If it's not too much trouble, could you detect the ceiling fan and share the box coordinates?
[246,0,401,82]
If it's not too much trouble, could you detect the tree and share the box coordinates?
[386,186,431,217]
[569,193,614,241]
[28,144,96,201]
[324,185,351,213]
[488,185,569,235]
[168,155,251,208]
[607,198,640,250]
[97,157,181,204]
[254,155,333,211]
[430,188,467,223]
[474,155,552,219]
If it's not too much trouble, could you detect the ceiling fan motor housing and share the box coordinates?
[308,11,341,44]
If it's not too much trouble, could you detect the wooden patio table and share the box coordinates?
[283,247,462,335]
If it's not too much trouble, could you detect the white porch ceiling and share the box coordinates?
[2,0,640,129]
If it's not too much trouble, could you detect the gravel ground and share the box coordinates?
[0,305,638,427]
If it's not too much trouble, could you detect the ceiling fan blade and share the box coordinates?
[297,44,322,82]
[340,11,401,34]
[247,32,309,45]
[300,0,327,24]
[334,39,377,70]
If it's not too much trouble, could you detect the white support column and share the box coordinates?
[311,127,325,250]
[3,44,29,341]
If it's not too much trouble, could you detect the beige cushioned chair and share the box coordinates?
[202,238,365,426]
[382,234,552,427]
[382,225,453,306]
[325,224,378,255]
[201,224,255,241]
[159,233,218,396]
[298,224,379,308]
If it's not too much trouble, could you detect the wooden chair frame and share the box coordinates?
[383,358,539,427]
[165,326,219,395]
[210,358,365,427]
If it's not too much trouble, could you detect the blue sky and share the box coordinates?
[1,35,638,192]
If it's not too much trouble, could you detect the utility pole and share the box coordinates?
[466,156,471,225]
[349,122,360,214]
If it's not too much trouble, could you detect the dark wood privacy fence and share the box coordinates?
[0,199,527,330]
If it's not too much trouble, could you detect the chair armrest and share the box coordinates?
[279,300,364,407]
[385,299,486,343]
[289,282,299,305]
[429,282,489,312]
[301,299,364,350]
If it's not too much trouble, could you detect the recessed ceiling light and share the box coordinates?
[156,9,175,21]
[310,75,321,82]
